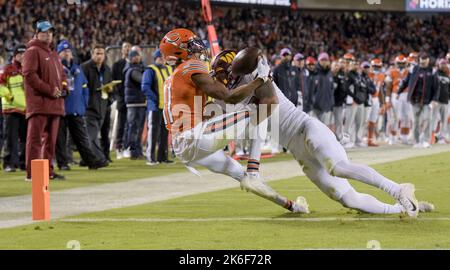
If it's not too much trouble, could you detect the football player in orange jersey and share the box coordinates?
[367,58,385,147]
[385,54,411,144]
[159,28,309,214]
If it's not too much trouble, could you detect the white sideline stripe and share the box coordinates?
[59,217,450,223]
[2,144,450,229]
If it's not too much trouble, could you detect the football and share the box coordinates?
[231,47,262,76]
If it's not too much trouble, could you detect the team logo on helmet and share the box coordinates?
[211,49,239,88]
[165,32,181,44]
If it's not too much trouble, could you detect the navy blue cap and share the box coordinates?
[36,20,54,33]
[57,40,71,54]
[153,49,162,61]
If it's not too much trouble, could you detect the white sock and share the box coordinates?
[340,189,404,214]
[332,161,402,199]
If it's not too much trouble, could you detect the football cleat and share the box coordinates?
[397,183,419,218]
[292,196,310,214]
[418,201,435,213]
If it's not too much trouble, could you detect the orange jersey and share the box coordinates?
[369,72,385,98]
[163,59,209,135]
[385,67,408,93]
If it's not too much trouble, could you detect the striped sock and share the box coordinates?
[284,200,294,211]
[247,159,260,173]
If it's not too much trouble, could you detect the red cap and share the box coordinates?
[306,56,316,65]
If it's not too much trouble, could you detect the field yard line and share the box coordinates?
[59,217,450,222]
[1,144,450,229]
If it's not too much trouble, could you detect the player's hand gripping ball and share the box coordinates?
[231,47,262,76]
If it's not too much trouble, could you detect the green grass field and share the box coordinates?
[0,151,449,250]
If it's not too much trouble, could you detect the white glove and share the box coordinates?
[429,101,438,110]
[256,55,271,82]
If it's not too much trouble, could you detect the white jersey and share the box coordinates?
[238,74,310,147]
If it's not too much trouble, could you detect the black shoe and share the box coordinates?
[88,160,109,170]
[4,166,16,173]
[50,173,66,181]
[79,160,87,167]
[161,160,174,164]
[58,165,71,171]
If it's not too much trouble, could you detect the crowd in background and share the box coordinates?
[0,0,449,179]
[259,48,450,157]
[0,0,449,64]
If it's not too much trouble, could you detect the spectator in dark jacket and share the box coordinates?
[431,58,449,143]
[81,44,113,163]
[303,56,317,114]
[332,59,347,141]
[311,52,334,128]
[22,20,67,181]
[342,54,366,148]
[112,42,131,159]
[55,40,109,171]
[124,49,146,159]
[273,48,300,106]
[142,49,173,165]
[399,52,440,148]
[293,53,305,110]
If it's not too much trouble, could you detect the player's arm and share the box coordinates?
[384,75,393,99]
[398,69,412,95]
[192,73,265,104]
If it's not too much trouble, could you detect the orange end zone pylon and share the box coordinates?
[32,159,50,221]
[201,0,221,57]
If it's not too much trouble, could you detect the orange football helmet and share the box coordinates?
[395,54,407,64]
[370,58,382,67]
[343,53,355,61]
[159,28,207,62]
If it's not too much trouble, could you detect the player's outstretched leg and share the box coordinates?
[193,150,246,181]
[300,159,411,215]
[340,188,404,214]
[193,150,309,213]
[303,118,419,217]
[330,161,418,217]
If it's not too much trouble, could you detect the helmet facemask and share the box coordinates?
[187,37,210,61]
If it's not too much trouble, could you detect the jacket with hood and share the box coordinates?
[333,70,347,107]
[124,61,146,106]
[311,64,335,112]
[398,65,439,105]
[62,59,89,116]
[436,69,449,104]
[273,60,300,106]
[22,38,67,119]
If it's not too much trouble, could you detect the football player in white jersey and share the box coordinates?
[212,48,435,218]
